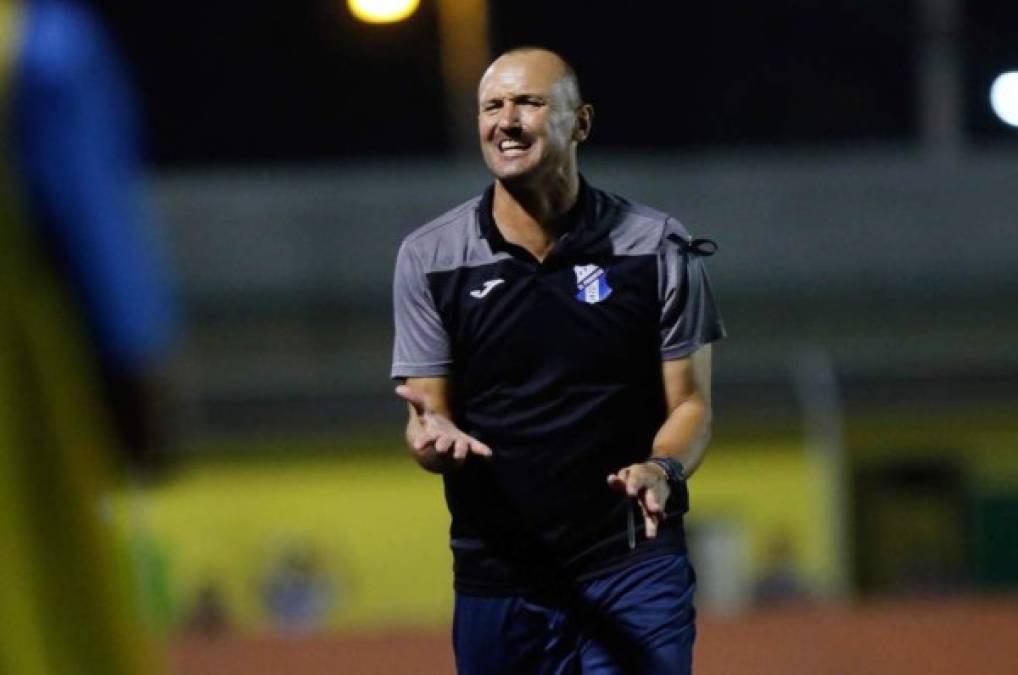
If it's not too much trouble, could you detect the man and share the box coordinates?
[391,47,724,674]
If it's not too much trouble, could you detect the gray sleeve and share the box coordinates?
[658,219,726,360]
[391,239,452,379]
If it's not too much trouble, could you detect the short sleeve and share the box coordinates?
[391,239,452,379]
[658,219,726,360]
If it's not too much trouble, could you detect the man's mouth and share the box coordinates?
[497,139,531,157]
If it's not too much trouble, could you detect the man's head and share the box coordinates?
[477,48,593,186]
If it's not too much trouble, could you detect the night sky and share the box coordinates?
[93,0,1018,166]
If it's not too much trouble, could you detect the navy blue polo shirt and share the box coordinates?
[392,181,725,595]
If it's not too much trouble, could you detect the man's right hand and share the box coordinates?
[395,384,493,473]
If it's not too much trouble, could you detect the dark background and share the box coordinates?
[91,0,1018,166]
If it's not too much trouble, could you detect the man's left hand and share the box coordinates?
[607,462,670,539]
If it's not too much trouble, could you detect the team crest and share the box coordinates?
[573,264,612,304]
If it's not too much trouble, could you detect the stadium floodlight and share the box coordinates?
[990,72,1018,128]
[348,0,420,24]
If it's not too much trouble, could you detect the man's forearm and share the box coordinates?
[650,397,711,478]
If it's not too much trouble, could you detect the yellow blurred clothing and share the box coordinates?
[0,1,159,672]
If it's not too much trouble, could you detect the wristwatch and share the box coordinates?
[645,456,686,491]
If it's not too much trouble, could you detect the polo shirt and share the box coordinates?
[392,180,725,595]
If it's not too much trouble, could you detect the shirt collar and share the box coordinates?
[476,176,599,257]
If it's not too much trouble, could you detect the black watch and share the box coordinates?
[645,457,686,490]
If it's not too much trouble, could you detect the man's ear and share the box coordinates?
[574,104,594,142]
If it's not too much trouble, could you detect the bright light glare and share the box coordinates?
[347,0,420,24]
[990,72,1018,128]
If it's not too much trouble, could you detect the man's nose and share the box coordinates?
[497,102,521,129]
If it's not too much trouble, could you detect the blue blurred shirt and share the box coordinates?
[11,0,176,371]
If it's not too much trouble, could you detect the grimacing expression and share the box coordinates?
[477,53,587,184]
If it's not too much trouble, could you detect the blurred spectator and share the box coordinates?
[184,582,231,638]
[261,543,334,634]
[0,0,177,673]
[752,531,813,607]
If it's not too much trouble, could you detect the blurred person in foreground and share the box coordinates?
[392,47,724,674]
[0,0,177,673]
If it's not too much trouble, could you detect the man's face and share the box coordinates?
[477,52,584,184]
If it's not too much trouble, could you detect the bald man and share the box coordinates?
[392,48,725,674]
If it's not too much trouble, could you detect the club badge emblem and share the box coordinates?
[573,264,612,304]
